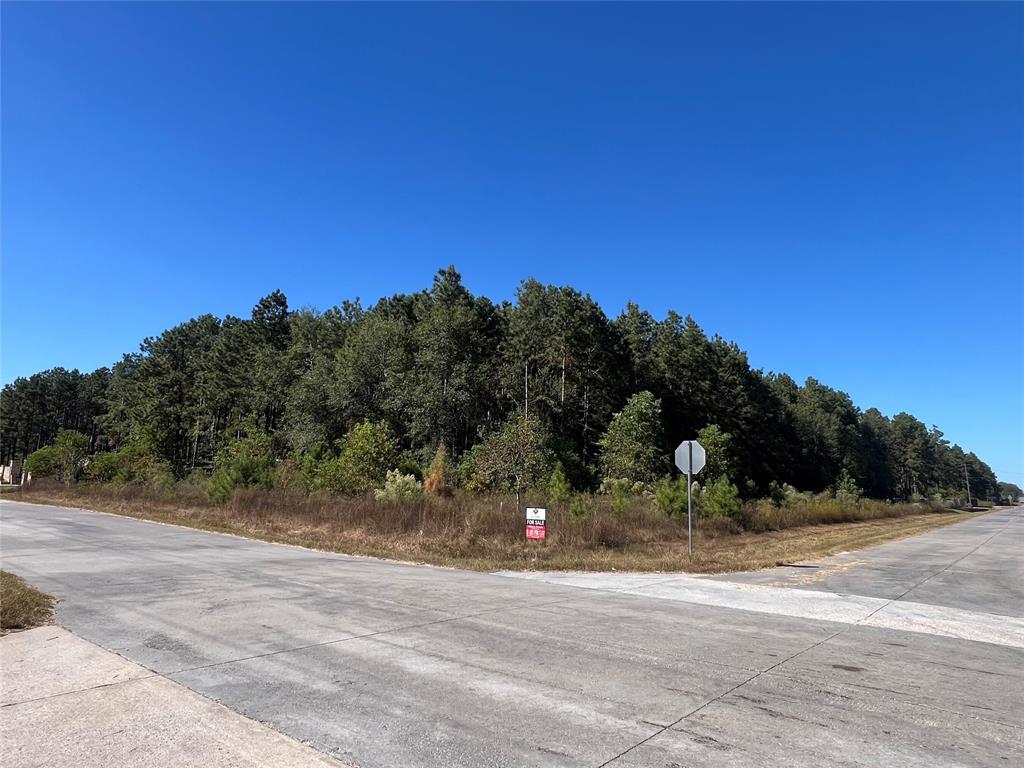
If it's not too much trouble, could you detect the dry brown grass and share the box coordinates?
[11,481,974,574]
[1,571,55,632]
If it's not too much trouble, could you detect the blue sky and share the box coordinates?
[2,2,1022,484]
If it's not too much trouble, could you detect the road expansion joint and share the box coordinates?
[0,676,160,708]
[593,628,847,767]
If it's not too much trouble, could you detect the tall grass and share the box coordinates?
[12,480,963,572]
[19,479,943,547]
[1,571,55,631]
[740,497,939,533]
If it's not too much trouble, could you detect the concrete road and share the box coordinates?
[1,500,1021,767]
[707,505,1024,616]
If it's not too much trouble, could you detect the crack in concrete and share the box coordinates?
[594,628,847,767]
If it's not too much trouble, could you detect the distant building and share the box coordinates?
[1,460,23,485]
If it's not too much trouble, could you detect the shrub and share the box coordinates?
[374,470,424,502]
[397,451,424,482]
[654,475,689,517]
[423,444,453,497]
[568,493,593,520]
[24,445,58,478]
[273,458,310,492]
[782,483,812,504]
[85,451,122,482]
[56,430,89,483]
[207,432,274,504]
[317,420,398,495]
[455,444,487,492]
[600,478,632,515]
[84,442,173,487]
[547,462,571,506]
[833,469,863,503]
[766,481,787,508]
[33,430,90,484]
[702,476,742,518]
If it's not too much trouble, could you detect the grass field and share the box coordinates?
[10,482,976,573]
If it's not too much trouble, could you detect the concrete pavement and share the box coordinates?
[499,506,1024,649]
[1,500,1022,767]
[0,626,348,767]
[708,505,1024,615]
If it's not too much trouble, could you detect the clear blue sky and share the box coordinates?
[2,2,1022,484]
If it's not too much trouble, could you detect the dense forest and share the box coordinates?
[0,267,1010,504]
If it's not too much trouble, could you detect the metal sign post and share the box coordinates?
[687,442,693,556]
[674,440,705,556]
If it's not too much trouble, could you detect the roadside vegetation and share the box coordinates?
[15,479,971,573]
[0,571,55,632]
[3,268,1015,571]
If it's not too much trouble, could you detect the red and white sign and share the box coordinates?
[526,507,546,541]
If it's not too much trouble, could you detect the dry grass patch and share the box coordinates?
[1,571,55,632]
[11,481,978,574]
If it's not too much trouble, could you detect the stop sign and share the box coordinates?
[674,440,705,475]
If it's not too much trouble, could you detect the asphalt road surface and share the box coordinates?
[1,500,1021,767]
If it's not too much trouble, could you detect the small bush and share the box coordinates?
[374,470,424,502]
[600,478,633,515]
[85,451,122,482]
[766,481,786,507]
[547,462,571,506]
[273,458,310,492]
[84,443,174,487]
[654,475,689,518]
[52,430,88,484]
[456,444,488,492]
[24,445,58,478]
[833,469,863,503]
[207,432,274,504]
[782,483,812,504]
[568,493,594,520]
[702,476,742,518]
[397,451,424,482]
[423,444,453,497]
[317,420,398,495]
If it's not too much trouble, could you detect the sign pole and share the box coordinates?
[687,442,693,556]
[674,438,704,558]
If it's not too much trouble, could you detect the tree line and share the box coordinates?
[0,267,1008,504]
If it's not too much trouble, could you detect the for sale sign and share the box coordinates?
[526,507,546,541]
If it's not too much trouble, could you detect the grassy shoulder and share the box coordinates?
[11,481,976,573]
[1,571,55,633]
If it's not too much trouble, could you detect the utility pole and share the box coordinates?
[963,458,972,508]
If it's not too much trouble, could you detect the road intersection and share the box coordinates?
[1,500,1021,767]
